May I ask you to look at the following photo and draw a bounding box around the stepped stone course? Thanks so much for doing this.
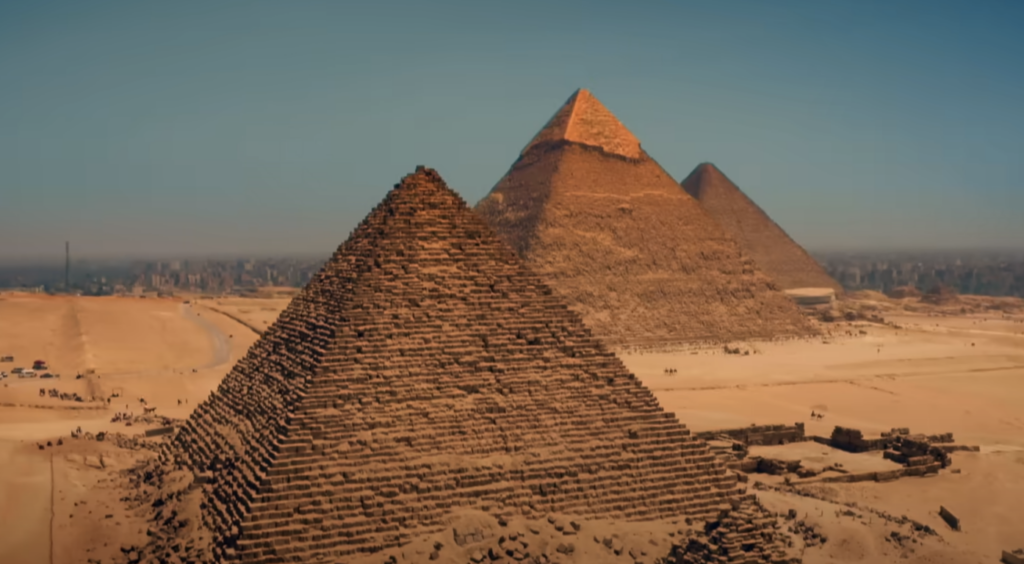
[477,89,816,348]
[681,163,842,294]
[155,167,754,563]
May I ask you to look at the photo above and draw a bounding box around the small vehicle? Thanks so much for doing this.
[12,367,24,375]
[0,355,13,362]
[21,369,37,378]
[33,360,48,370]
[0,371,7,379]
[40,372,54,379]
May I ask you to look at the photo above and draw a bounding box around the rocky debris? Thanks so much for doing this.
[786,519,827,548]
[754,482,939,539]
[885,529,924,549]
[665,498,800,564]
[121,167,750,564]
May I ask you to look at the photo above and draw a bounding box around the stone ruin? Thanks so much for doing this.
[695,423,806,447]
[880,429,980,472]
[668,498,800,564]
[1003,548,1024,564]
[829,426,889,453]
[128,167,789,564]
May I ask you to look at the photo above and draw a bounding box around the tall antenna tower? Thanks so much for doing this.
[65,241,70,293]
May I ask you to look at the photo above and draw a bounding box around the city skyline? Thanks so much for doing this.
[2,0,1022,261]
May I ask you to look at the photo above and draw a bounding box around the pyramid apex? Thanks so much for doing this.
[681,162,732,200]
[521,89,642,159]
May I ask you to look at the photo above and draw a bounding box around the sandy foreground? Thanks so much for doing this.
[1,293,1023,563]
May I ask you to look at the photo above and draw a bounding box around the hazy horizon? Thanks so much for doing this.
[2,0,1022,262]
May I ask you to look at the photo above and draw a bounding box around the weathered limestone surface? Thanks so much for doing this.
[681,163,842,294]
[477,90,816,348]
[168,167,747,563]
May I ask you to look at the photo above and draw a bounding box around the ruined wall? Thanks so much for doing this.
[695,423,805,446]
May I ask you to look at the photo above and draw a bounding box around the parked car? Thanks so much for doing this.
[40,372,54,379]
[21,369,36,378]
[0,355,14,362]
[12,367,24,375]
[0,371,7,379]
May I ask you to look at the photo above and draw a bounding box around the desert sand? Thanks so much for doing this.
[0,293,257,564]
[1,286,1022,563]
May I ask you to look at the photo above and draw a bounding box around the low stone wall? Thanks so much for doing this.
[695,423,806,446]
[799,462,941,484]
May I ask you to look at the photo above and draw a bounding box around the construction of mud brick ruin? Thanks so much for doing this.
[1,90,1023,564]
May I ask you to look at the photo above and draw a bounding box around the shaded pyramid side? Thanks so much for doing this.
[166,167,748,563]
[681,163,842,294]
[476,91,817,347]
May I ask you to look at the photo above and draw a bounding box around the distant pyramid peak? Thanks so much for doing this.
[681,162,728,199]
[521,88,643,160]
[681,162,843,293]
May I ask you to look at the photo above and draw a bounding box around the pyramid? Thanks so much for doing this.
[681,163,842,294]
[475,89,816,347]
[158,167,748,563]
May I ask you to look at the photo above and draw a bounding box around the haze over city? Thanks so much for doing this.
[2,0,1022,262]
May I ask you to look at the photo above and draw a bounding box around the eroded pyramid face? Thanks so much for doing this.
[155,167,745,563]
[476,91,817,347]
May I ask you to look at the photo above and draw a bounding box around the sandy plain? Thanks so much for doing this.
[0,292,1022,563]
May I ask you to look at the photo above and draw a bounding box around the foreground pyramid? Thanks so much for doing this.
[681,163,842,294]
[476,89,815,347]
[164,167,748,563]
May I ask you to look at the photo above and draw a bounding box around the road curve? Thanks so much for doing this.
[180,303,231,369]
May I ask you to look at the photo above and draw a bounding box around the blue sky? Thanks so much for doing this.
[1,0,1021,261]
